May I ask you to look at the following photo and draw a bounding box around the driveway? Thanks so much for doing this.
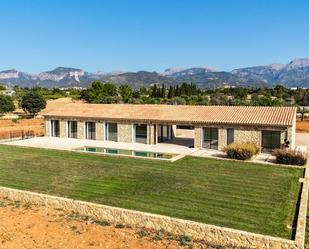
[295,133,309,146]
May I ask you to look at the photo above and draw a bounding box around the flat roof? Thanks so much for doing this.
[43,103,296,127]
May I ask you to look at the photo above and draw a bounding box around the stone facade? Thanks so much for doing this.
[148,124,156,145]
[218,128,227,150]
[194,127,202,148]
[60,120,67,138]
[95,122,104,141]
[234,127,260,146]
[118,123,132,143]
[44,119,50,136]
[77,121,85,139]
[43,117,296,153]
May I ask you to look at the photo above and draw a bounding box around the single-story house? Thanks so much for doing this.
[43,103,296,153]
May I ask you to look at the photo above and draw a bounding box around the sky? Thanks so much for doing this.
[0,0,309,73]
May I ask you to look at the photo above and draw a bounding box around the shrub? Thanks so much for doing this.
[178,234,191,246]
[115,223,125,228]
[272,149,307,166]
[223,142,259,160]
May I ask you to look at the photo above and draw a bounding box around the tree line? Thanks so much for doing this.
[1,81,309,117]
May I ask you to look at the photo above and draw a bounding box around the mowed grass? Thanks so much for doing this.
[0,145,303,238]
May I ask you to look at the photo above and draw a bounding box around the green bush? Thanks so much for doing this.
[272,149,307,166]
[223,142,259,160]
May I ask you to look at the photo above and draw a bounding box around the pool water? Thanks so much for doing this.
[75,146,178,160]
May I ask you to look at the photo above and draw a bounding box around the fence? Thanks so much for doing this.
[0,130,35,142]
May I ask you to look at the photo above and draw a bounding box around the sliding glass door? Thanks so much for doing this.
[105,123,118,142]
[203,127,218,150]
[85,122,96,140]
[51,120,60,137]
[68,121,77,139]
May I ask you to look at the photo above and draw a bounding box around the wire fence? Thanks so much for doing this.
[0,130,35,141]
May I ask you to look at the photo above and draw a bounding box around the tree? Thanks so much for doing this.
[119,85,133,103]
[21,90,46,116]
[82,81,118,103]
[0,94,15,116]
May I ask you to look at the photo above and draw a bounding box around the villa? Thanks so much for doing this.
[43,103,296,153]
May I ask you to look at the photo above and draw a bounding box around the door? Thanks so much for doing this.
[68,121,77,138]
[261,130,281,153]
[106,123,118,141]
[85,122,96,140]
[203,127,218,150]
[51,120,60,137]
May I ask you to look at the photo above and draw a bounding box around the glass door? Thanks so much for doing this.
[68,121,77,139]
[105,123,118,142]
[85,122,96,140]
[51,120,60,137]
[261,130,281,153]
[203,127,218,150]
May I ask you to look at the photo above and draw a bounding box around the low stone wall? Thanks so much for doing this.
[0,185,304,249]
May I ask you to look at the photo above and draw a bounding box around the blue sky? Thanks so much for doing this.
[0,0,308,73]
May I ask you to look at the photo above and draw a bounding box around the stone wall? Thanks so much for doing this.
[44,119,50,136]
[194,127,202,148]
[118,123,132,143]
[77,121,84,139]
[148,124,156,145]
[0,186,303,249]
[60,120,67,138]
[95,122,104,141]
[218,128,227,150]
[234,128,260,146]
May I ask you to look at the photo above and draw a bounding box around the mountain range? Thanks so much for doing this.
[1,58,309,89]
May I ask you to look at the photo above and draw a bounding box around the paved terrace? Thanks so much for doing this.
[1,137,291,165]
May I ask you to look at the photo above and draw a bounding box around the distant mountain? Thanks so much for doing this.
[231,58,309,87]
[1,59,309,89]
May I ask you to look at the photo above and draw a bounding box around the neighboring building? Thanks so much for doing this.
[43,104,296,153]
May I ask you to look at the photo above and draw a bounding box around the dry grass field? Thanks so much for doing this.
[0,98,79,140]
[296,119,309,133]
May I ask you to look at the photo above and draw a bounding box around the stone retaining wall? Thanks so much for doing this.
[0,183,306,249]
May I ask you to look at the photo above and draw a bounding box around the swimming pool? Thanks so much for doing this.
[75,146,179,160]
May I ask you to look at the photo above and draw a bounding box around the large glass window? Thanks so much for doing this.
[105,123,118,142]
[203,127,218,150]
[135,124,147,144]
[227,128,234,145]
[85,122,96,140]
[261,130,281,153]
[68,121,77,139]
[51,120,60,137]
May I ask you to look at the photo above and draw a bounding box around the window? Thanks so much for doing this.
[261,130,281,153]
[135,124,147,144]
[68,121,77,139]
[85,122,96,140]
[227,128,234,145]
[51,120,60,137]
[203,127,218,150]
[105,123,118,142]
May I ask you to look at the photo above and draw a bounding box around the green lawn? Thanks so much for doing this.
[0,145,303,239]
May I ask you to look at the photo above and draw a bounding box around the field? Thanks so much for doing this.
[297,120,309,133]
[0,98,77,139]
[0,145,303,239]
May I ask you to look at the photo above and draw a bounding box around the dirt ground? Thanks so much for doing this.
[296,120,309,133]
[0,198,220,249]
